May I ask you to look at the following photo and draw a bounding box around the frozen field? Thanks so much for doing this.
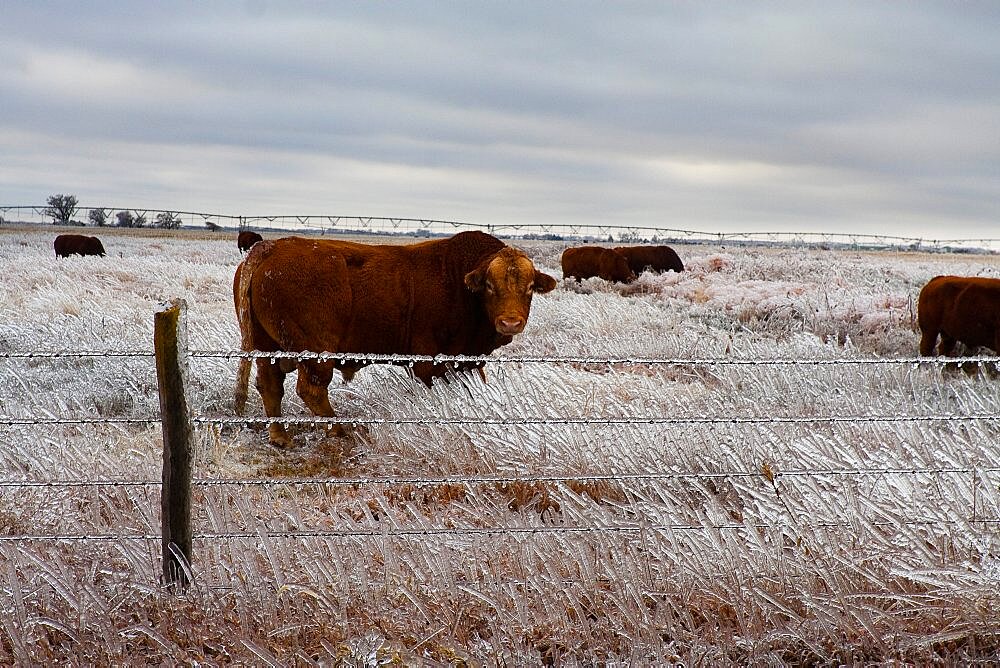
[1,225,1000,664]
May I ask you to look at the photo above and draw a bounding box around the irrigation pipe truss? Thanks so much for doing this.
[5,204,1000,250]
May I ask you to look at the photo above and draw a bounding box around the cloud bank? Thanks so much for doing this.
[2,2,998,238]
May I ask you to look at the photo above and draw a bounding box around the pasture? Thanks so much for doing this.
[1,225,1000,664]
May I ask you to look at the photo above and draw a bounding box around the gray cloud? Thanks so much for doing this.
[1,1,998,238]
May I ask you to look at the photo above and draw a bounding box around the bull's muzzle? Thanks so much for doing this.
[496,316,526,336]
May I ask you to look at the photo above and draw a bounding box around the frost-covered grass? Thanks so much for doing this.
[2,226,1000,664]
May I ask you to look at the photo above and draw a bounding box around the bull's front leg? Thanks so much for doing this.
[918,328,939,356]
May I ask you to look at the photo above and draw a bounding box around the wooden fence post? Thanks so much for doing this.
[154,298,194,588]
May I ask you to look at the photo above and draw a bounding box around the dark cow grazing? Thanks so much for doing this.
[233,230,557,448]
[614,245,684,275]
[918,275,1000,357]
[561,246,636,283]
[237,230,263,252]
[53,234,106,258]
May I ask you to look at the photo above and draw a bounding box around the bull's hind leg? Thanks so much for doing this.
[255,358,294,448]
[296,360,348,438]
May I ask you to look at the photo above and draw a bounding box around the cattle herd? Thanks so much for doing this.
[560,244,684,283]
[48,229,1000,448]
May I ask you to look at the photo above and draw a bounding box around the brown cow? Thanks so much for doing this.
[237,230,263,252]
[614,245,684,275]
[918,275,1000,357]
[53,234,106,258]
[233,230,557,447]
[561,246,636,283]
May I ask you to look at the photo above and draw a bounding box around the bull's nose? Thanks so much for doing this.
[496,317,525,335]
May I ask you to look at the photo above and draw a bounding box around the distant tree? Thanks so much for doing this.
[133,213,147,228]
[115,210,135,228]
[44,194,78,225]
[88,208,109,227]
[154,211,181,229]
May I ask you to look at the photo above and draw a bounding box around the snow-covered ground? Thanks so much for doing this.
[1,226,999,664]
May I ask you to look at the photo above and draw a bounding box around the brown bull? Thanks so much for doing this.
[237,230,263,252]
[54,234,106,258]
[561,246,636,283]
[614,245,684,275]
[234,230,557,447]
[918,275,1000,356]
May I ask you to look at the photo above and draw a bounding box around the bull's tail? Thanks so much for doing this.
[233,251,260,416]
[234,357,252,416]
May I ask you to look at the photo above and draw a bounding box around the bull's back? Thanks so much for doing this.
[240,234,492,355]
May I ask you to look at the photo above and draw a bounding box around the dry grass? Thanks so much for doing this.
[2,226,1000,663]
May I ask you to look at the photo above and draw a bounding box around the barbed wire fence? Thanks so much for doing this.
[3,204,999,252]
[2,299,1000,584]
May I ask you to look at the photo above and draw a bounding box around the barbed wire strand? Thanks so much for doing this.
[0,351,154,359]
[2,465,998,490]
[3,517,999,543]
[3,413,997,428]
[166,350,1000,366]
[3,349,1000,367]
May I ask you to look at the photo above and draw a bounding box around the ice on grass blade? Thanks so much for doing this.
[240,638,283,667]
[163,541,195,589]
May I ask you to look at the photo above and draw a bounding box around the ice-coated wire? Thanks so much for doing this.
[194,414,999,427]
[188,349,1000,366]
[0,417,161,426]
[1,516,995,543]
[0,351,154,359]
[2,413,996,427]
[4,348,999,366]
[1,466,997,489]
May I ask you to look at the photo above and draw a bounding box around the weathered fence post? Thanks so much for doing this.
[154,298,194,588]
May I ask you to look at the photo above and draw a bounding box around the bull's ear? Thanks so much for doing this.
[464,266,487,292]
[533,271,557,294]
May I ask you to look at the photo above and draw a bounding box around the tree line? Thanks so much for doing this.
[41,194,182,229]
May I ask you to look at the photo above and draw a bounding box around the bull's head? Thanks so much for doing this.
[465,247,557,336]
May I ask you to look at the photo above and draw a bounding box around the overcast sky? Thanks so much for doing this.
[2,2,998,239]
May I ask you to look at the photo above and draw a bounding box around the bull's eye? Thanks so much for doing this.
[485,280,495,294]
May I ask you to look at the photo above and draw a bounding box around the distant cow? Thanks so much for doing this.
[53,234,105,258]
[561,246,636,283]
[918,275,1000,356]
[237,230,263,252]
[614,245,684,275]
[233,230,557,448]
